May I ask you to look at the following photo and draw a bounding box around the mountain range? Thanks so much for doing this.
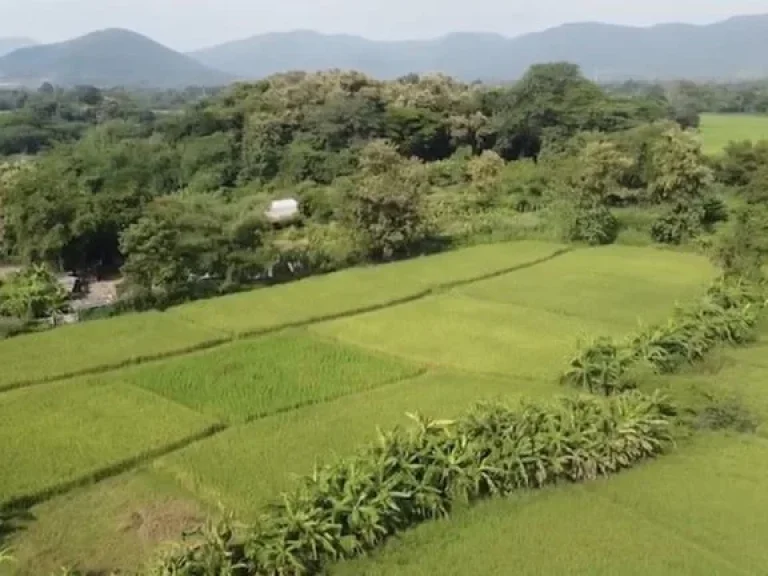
[191,15,768,82]
[2,14,768,89]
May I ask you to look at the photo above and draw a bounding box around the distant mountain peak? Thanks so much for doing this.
[0,29,232,88]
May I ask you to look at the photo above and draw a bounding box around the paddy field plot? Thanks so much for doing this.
[0,469,207,576]
[0,311,226,391]
[334,434,768,576]
[155,371,551,517]
[118,331,421,423]
[312,294,625,380]
[456,246,714,327]
[170,241,565,335]
[700,113,768,155]
[0,380,217,507]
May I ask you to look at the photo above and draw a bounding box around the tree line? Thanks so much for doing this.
[1,63,767,326]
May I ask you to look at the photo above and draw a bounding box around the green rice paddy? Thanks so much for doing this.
[0,241,765,576]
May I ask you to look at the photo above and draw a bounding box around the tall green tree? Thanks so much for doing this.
[344,141,431,260]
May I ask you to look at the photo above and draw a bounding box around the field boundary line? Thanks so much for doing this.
[0,423,228,513]
[0,336,233,395]
[0,246,575,394]
[309,329,547,386]
[431,246,575,294]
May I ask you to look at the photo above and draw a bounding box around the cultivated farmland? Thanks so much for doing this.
[699,112,768,154]
[1,241,766,576]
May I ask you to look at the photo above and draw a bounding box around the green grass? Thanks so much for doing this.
[155,371,552,517]
[457,245,715,327]
[0,469,208,576]
[334,434,768,575]
[312,294,624,380]
[0,380,217,507]
[0,312,226,391]
[117,331,421,423]
[700,113,768,155]
[170,241,566,335]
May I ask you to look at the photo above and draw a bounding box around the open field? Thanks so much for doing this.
[0,469,208,576]
[118,331,421,423]
[0,241,563,391]
[0,241,765,575]
[0,380,218,507]
[456,246,715,327]
[170,240,566,335]
[0,312,227,391]
[154,371,549,517]
[313,295,624,379]
[334,434,768,576]
[700,113,768,154]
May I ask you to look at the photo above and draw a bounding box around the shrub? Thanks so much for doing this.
[559,203,619,246]
[151,392,674,576]
[560,337,635,395]
[0,264,68,320]
[562,277,766,394]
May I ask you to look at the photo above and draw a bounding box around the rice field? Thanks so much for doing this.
[0,380,218,507]
[1,241,766,575]
[699,113,768,155]
[334,434,768,576]
[456,246,715,327]
[170,241,566,335]
[117,332,421,423]
[313,295,626,379]
[154,371,550,517]
[0,311,227,391]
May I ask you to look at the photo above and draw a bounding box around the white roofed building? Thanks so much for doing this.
[266,198,300,223]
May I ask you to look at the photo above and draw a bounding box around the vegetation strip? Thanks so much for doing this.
[1,423,226,513]
[153,391,674,575]
[562,277,767,396]
[0,245,571,394]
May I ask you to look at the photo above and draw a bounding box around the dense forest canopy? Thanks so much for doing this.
[1,64,767,322]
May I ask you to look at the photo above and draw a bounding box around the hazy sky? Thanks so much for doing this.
[1,0,768,51]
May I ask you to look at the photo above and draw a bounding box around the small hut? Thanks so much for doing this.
[265,198,300,223]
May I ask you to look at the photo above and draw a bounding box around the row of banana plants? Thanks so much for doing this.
[148,391,674,576]
[562,277,767,396]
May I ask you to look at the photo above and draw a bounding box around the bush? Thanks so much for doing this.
[0,264,68,320]
[562,277,766,394]
[650,204,704,245]
[559,202,619,246]
[151,392,674,575]
[561,337,636,395]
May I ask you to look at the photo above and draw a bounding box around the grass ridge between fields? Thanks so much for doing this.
[0,245,574,394]
[0,423,227,514]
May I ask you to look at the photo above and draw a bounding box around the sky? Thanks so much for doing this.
[1,0,768,51]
